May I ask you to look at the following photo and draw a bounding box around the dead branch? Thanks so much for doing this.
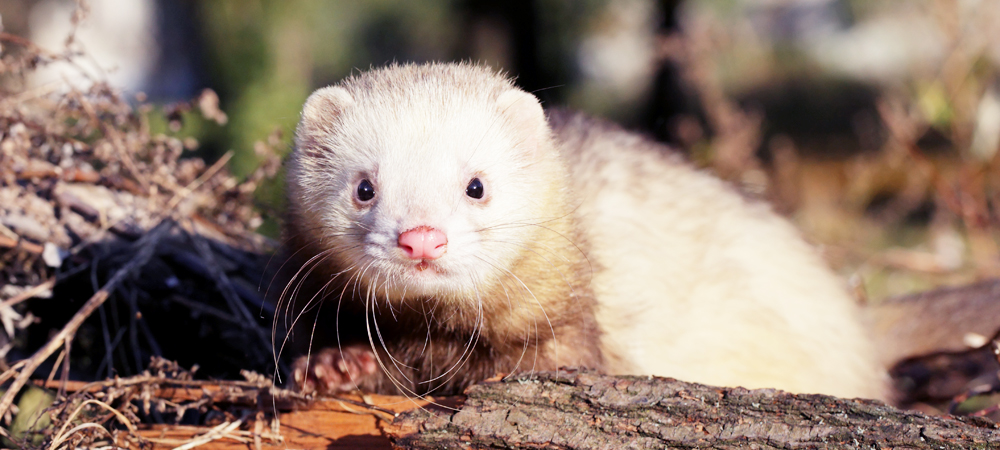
[872,278,1000,366]
[388,370,1000,449]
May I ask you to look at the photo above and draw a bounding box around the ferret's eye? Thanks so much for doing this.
[357,179,375,202]
[466,178,484,199]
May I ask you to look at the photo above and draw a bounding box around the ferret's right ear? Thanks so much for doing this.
[296,86,355,155]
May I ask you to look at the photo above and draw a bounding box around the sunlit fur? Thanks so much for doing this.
[550,112,888,399]
[280,62,887,400]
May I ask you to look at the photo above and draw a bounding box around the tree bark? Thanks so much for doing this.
[386,370,1000,449]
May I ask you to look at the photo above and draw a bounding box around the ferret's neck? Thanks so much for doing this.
[434,182,598,345]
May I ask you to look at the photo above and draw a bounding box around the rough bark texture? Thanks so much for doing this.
[387,370,1000,449]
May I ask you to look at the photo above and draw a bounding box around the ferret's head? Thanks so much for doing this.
[287,63,569,305]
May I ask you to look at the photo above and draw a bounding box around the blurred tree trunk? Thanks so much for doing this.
[642,0,708,148]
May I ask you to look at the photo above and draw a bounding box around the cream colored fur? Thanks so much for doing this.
[289,62,888,400]
[553,114,886,399]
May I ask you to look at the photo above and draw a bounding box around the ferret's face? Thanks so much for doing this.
[290,80,564,305]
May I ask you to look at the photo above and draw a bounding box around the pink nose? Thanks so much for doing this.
[397,226,448,260]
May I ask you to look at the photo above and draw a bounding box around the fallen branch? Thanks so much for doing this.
[872,279,1000,364]
[387,370,1000,449]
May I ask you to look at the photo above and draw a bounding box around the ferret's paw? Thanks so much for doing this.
[292,345,378,394]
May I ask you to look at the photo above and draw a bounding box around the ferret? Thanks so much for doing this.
[280,62,888,400]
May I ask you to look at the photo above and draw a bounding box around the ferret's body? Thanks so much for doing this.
[283,63,886,400]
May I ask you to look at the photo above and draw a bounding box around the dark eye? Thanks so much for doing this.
[357,179,375,202]
[466,178,484,199]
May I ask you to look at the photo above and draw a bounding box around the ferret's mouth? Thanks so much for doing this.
[409,260,442,274]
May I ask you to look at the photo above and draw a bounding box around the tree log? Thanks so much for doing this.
[387,370,1000,449]
[871,279,1000,367]
[869,279,1000,410]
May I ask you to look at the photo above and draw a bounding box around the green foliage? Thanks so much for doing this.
[4,386,55,448]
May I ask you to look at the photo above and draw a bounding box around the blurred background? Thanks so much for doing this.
[5,0,1000,303]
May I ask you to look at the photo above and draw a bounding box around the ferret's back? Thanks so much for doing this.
[549,111,886,399]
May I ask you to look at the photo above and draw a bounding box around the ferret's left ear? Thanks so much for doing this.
[496,89,549,155]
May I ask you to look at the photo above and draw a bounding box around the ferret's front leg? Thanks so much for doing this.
[292,344,379,394]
